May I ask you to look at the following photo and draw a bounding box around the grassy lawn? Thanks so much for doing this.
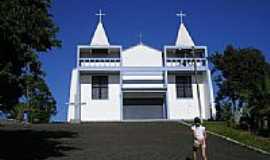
[203,121,270,153]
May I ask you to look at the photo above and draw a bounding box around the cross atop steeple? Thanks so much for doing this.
[91,9,110,46]
[96,9,106,23]
[176,11,186,24]
[175,11,195,47]
[138,32,143,44]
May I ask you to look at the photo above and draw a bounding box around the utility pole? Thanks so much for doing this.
[192,46,203,123]
[26,84,33,123]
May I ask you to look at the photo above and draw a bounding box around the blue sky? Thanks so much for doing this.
[40,0,270,122]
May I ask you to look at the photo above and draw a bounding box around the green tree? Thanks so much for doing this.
[0,0,60,114]
[20,74,56,123]
[211,45,270,131]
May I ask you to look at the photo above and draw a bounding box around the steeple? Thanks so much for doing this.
[90,9,110,46]
[175,11,195,47]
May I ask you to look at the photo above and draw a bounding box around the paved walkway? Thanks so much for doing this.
[0,122,269,160]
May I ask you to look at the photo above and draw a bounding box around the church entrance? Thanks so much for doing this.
[122,92,166,120]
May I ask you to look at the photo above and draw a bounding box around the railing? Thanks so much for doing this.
[166,58,207,68]
[79,58,121,67]
[79,57,207,69]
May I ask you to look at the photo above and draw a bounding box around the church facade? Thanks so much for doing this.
[67,10,216,122]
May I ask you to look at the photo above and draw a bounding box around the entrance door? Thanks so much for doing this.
[123,98,165,120]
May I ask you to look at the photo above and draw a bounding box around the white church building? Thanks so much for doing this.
[67,10,216,122]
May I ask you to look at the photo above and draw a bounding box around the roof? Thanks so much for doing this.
[90,21,110,46]
[175,23,195,47]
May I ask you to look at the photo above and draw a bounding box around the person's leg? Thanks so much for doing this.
[192,146,198,160]
[201,146,207,160]
[193,150,197,160]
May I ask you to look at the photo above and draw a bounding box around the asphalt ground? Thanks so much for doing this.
[0,122,269,160]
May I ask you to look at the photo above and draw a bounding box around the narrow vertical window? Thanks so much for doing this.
[92,76,108,99]
[176,76,193,98]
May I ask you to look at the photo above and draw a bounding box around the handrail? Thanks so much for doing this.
[166,58,207,67]
[80,58,120,62]
[79,58,121,67]
[166,58,207,61]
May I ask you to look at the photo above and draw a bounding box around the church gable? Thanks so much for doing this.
[122,44,162,67]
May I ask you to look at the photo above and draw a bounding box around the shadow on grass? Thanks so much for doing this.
[0,129,78,160]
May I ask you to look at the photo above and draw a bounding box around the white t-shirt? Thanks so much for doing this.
[191,125,206,140]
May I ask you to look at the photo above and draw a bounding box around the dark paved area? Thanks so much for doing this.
[0,122,269,160]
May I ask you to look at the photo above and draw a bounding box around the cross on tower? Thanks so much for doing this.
[96,9,106,22]
[138,32,143,44]
[176,11,186,24]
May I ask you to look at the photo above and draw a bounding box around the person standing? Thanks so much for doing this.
[191,117,207,160]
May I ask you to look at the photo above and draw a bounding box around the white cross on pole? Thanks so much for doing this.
[67,101,86,106]
[96,9,106,22]
[66,94,86,122]
[176,11,186,24]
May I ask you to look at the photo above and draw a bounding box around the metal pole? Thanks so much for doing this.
[26,85,31,123]
[192,47,203,123]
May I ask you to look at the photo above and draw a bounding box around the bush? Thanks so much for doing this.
[12,103,27,121]
[30,111,50,123]
[239,116,251,130]
[258,128,270,137]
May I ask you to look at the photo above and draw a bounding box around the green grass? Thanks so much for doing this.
[203,121,270,153]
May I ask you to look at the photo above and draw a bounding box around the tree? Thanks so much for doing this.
[211,45,270,132]
[0,0,60,113]
[19,74,56,123]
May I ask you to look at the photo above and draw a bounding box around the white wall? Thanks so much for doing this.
[80,74,121,121]
[167,72,211,120]
[67,69,78,122]
[122,83,165,89]
[122,72,164,89]
[207,70,216,119]
[121,44,164,89]
[122,44,162,67]
[203,72,211,119]
[67,70,214,122]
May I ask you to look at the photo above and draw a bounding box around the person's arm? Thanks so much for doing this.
[191,126,198,140]
[193,130,197,140]
[203,128,207,143]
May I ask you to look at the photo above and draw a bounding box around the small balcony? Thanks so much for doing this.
[164,46,208,71]
[79,58,121,68]
[166,58,207,70]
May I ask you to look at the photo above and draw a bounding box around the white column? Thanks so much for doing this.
[207,70,216,119]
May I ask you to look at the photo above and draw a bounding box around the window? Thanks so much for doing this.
[91,49,108,54]
[176,76,193,98]
[92,76,108,99]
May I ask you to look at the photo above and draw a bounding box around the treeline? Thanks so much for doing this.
[211,45,270,136]
[0,0,60,123]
